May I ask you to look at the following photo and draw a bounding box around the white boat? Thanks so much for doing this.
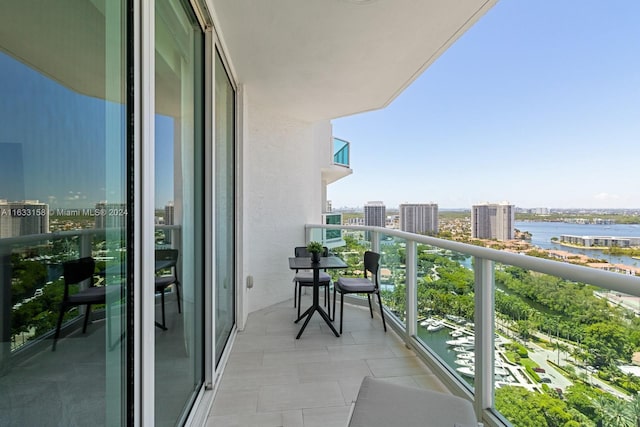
[419,318,434,327]
[456,366,475,378]
[446,314,466,324]
[446,336,475,348]
[427,321,445,332]
[450,329,464,338]
[456,365,510,378]
[455,358,474,366]
[457,352,475,360]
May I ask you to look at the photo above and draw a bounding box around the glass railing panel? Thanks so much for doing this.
[378,233,407,327]
[491,263,640,426]
[413,246,476,389]
[333,137,350,167]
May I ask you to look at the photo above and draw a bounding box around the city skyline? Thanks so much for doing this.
[328,1,640,210]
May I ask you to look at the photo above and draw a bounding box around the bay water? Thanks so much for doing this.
[515,221,640,266]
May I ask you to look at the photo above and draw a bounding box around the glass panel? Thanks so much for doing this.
[492,265,638,426]
[333,137,350,166]
[379,234,406,327]
[0,1,128,425]
[155,1,203,424]
[414,247,477,389]
[214,51,235,366]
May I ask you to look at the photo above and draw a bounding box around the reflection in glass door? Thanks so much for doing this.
[154,1,204,425]
[0,1,128,425]
[214,51,235,365]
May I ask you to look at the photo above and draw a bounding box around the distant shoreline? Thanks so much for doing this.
[558,242,609,250]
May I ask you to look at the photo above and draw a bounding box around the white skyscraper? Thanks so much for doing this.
[94,202,127,229]
[472,202,514,241]
[0,200,49,238]
[399,203,438,234]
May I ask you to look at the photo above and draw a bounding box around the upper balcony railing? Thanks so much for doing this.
[306,223,640,427]
[333,137,350,167]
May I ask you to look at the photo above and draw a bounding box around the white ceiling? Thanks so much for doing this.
[210,0,497,122]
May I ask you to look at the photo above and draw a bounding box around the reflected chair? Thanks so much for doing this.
[53,257,105,351]
[293,246,332,319]
[155,249,181,330]
[333,251,386,334]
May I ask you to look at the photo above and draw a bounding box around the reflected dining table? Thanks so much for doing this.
[288,255,347,339]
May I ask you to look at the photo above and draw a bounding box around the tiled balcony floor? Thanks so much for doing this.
[0,293,187,427]
[206,295,450,427]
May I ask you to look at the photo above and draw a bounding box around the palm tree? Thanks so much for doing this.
[628,393,640,427]
[592,396,633,427]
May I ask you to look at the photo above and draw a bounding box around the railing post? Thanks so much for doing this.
[79,231,92,259]
[474,257,494,421]
[405,240,417,344]
[371,230,379,253]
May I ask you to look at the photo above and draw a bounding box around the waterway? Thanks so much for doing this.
[417,325,474,387]
[515,221,640,267]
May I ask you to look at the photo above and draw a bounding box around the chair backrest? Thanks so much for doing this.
[62,257,96,298]
[155,249,179,277]
[363,251,380,287]
[156,248,179,264]
[294,246,328,257]
[63,257,96,285]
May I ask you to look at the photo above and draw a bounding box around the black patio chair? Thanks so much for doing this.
[333,251,386,334]
[53,257,104,351]
[155,249,181,330]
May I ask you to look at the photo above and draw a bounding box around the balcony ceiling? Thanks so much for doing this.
[211,0,497,121]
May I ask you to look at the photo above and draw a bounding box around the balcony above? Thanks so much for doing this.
[322,137,353,185]
[211,0,497,121]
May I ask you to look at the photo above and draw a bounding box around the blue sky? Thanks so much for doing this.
[329,1,640,210]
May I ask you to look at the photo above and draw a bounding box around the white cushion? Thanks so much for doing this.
[348,377,477,427]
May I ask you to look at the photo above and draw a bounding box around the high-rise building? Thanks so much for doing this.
[472,202,514,241]
[399,203,438,234]
[164,202,175,225]
[0,200,49,238]
[364,201,386,240]
[364,201,386,228]
[94,202,128,229]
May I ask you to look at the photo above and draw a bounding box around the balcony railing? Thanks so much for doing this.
[307,224,640,427]
[333,137,350,167]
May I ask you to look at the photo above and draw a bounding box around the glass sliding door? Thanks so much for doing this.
[154,1,204,425]
[0,1,129,425]
[214,51,235,365]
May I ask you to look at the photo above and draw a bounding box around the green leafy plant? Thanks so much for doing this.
[306,241,323,254]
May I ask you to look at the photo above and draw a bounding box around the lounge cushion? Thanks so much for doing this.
[348,376,477,427]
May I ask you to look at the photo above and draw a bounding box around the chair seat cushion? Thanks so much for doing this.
[155,276,177,289]
[67,286,106,304]
[295,271,331,284]
[336,277,375,293]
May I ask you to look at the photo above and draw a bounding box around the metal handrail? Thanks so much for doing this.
[306,224,640,296]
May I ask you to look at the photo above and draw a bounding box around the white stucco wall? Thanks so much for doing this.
[241,95,331,316]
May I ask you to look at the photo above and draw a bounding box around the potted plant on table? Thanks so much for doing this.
[306,241,323,263]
